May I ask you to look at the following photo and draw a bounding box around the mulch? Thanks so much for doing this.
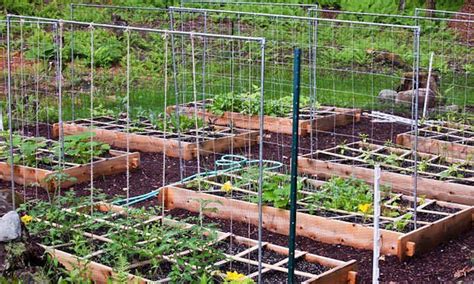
[448,0,474,46]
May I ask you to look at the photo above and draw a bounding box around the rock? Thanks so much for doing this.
[0,211,21,242]
[396,88,436,108]
[378,89,398,103]
[397,72,440,95]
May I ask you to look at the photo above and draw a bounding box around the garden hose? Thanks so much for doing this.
[181,154,283,182]
[112,155,283,206]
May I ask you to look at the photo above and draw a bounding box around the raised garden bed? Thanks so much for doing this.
[53,116,258,160]
[0,134,139,189]
[298,141,474,205]
[158,168,472,260]
[396,123,473,161]
[167,99,361,136]
[27,202,357,283]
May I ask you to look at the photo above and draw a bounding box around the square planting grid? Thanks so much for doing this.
[35,203,357,284]
[166,99,361,136]
[298,142,474,205]
[159,168,472,259]
[397,123,474,161]
[53,116,259,160]
[0,135,139,189]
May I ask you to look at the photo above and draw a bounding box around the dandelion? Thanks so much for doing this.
[221,181,233,193]
[21,215,33,225]
[225,271,246,281]
[358,203,372,214]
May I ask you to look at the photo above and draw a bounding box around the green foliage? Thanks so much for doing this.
[306,177,373,213]
[209,86,311,117]
[0,133,48,167]
[59,132,111,164]
[149,112,205,133]
[385,213,413,232]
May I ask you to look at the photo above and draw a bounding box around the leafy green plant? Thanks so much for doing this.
[209,86,312,118]
[439,163,465,179]
[58,132,111,164]
[306,177,373,213]
[385,213,413,232]
[148,112,204,133]
[0,133,50,167]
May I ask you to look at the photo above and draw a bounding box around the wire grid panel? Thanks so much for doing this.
[5,16,266,208]
[312,8,474,120]
[1,20,6,98]
[179,0,319,16]
[69,3,171,27]
[168,7,421,160]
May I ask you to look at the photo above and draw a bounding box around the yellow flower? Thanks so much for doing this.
[358,203,372,214]
[221,181,233,193]
[225,271,246,281]
[21,215,33,225]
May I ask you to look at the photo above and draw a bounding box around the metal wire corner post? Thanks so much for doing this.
[412,26,421,228]
[6,15,15,209]
[256,37,266,284]
[288,48,302,283]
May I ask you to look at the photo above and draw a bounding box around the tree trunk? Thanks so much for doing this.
[398,0,406,12]
[426,0,436,17]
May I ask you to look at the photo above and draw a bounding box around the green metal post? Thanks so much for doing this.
[288,48,301,283]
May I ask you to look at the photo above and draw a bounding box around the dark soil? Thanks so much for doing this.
[220,261,259,275]
[283,258,330,275]
[131,262,173,281]
[242,247,287,265]
[260,270,309,283]
[215,237,250,255]
[424,202,462,214]
[167,208,474,283]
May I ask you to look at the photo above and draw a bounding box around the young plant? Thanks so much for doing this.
[57,132,111,164]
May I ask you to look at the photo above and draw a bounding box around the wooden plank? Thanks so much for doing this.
[396,132,474,161]
[167,104,361,136]
[0,162,50,188]
[307,260,357,284]
[160,186,402,257]
[43,246,146,284]
[0,149,139,190]
[54,122,258,160]
[60,151,140,189]
[297,157,474,205]
[398,206,473,260]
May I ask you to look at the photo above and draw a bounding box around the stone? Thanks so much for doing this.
[378,89,398,103]
[397,72,440,95]
[0,211,21,242]
[396,88,436,108]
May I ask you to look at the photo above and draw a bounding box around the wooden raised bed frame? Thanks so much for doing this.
[38,203,357,284]
[298,141,474,205]
[158,170,473,260]
[167,100,361,136]
[53,116,259,160]
[0,137,139,189]
[396,123,473,161]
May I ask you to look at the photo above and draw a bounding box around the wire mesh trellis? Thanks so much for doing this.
[311,8,474,121]
[167,6,424,211]
[4,14,276,282]
[178,0,319,16]
[69,5,456,255]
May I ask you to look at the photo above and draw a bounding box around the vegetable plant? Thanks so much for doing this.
[58,132,111,164]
